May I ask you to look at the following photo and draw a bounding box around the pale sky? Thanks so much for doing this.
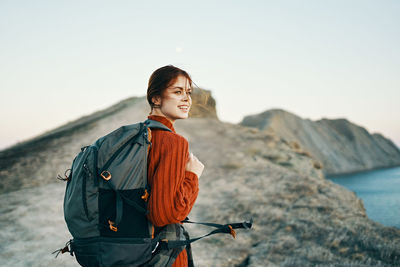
[1,0,399,150]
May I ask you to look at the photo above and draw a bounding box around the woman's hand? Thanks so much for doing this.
[186,152,204,178]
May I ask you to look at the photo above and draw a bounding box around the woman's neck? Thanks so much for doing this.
[149,110,175,124]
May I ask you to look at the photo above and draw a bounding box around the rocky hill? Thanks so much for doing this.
[1,91,399,266]
[240,109,400,176]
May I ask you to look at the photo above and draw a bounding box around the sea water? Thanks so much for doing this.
[328,166,400,228]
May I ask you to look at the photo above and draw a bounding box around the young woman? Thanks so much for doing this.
[146,65,204,267]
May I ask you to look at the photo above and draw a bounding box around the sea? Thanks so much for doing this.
[328,166,400,229]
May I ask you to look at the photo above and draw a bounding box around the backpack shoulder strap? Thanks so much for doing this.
[144,119,172,132]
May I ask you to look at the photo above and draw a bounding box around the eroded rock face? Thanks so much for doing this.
[1,96,399,266]
[188,88,218,119]
[240,109,400,175]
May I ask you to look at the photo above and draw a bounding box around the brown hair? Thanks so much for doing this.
[147,65,192,110]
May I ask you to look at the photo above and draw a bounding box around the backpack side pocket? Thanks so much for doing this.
[64,146,99,238]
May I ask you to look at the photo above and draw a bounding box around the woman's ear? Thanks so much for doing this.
[152,95,161,107]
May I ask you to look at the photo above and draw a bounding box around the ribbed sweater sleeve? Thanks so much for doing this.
[147,133,199,227]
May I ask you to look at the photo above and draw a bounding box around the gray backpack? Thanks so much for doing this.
[54,119,252,267]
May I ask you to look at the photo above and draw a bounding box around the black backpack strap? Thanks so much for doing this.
[115,193,124,226]
[159,218,253,250]
[182,227,194,267]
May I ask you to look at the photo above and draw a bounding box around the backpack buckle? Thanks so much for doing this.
[108,220,118,232]
[228,225,236,239]
[141,189,149,202]
[101,171,112,181]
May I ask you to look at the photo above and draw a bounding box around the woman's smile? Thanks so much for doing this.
[178,105,190,112]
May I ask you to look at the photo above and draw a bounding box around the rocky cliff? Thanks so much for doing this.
[1,93,399,266]
[240,109,400,175]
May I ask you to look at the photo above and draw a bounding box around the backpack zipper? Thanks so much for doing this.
[82,163,90,221]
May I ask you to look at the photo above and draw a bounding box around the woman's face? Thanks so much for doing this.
[152,75,192,123]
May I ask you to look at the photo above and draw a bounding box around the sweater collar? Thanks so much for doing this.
[147,115,176,133]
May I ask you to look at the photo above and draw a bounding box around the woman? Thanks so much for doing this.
[146,65,205,267]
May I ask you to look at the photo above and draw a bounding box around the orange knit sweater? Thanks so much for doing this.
[146,115,199,267]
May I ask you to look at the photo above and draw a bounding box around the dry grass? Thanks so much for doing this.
[220,161,243,170]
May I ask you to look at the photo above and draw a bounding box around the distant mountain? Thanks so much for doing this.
[240,109,400,175]
[1,91,399,266]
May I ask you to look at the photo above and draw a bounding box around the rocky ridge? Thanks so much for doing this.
[240,109,400,175]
